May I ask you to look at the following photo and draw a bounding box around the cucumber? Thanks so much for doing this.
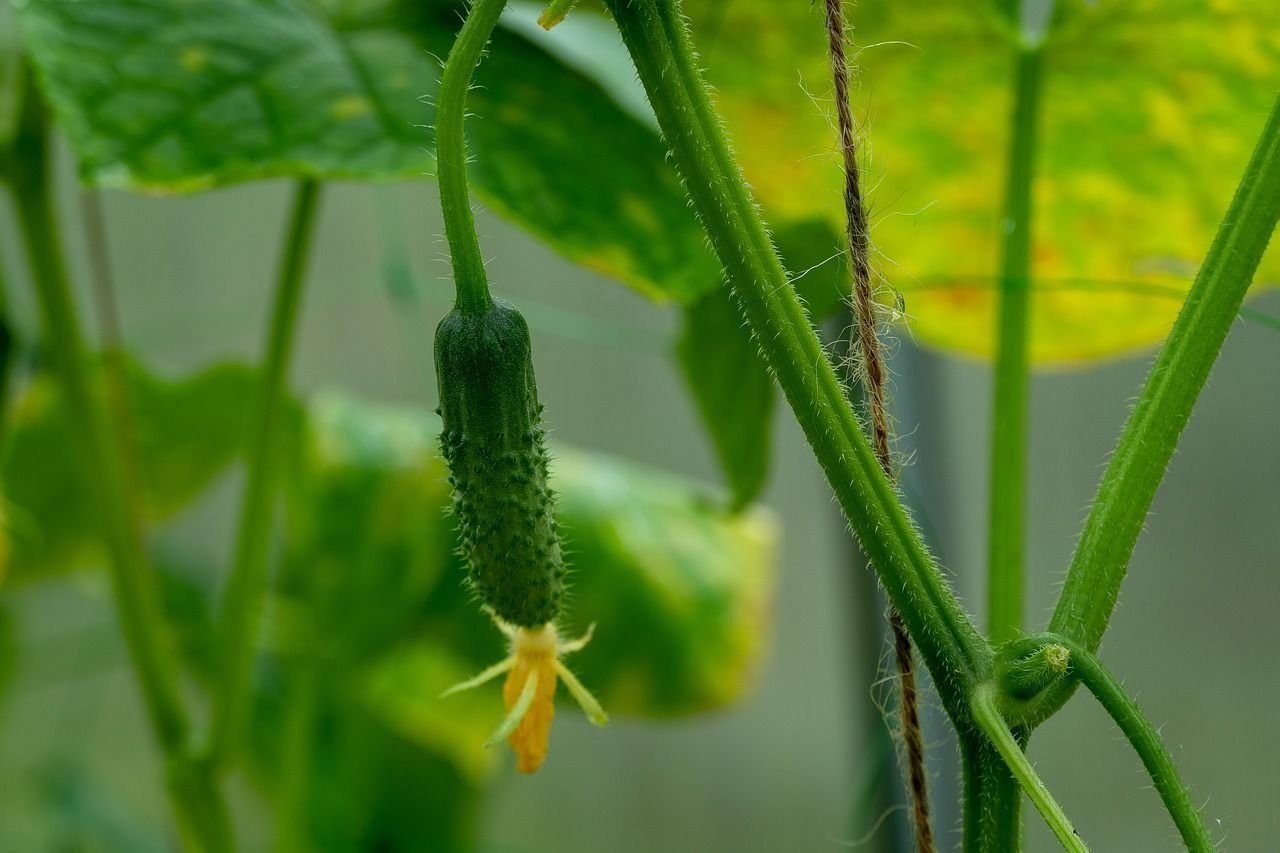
[434,298,565,628]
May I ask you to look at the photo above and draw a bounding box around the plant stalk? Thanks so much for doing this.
[436,0,503,315]
[961,733,1023,853]
[1024,635,1214,852]
[6,76,230,851]
[211,179,321,768]
[972,684,1086,852]
[600,0,989,718]
[988,44,1043,645]
[1049,95,1280,652]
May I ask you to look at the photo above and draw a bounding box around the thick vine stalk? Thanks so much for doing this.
[820,1,933,848]
[599,0,988,724]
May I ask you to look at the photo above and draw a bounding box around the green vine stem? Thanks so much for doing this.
[212,179,321,768]
[274,664,320,853]
[1003,635,1214,852]
[960,733,1022,853]
[435,0,503,315]
[5,72,231,852]
[971,684,1086,852]
[599,0,989,718]
[1049,95,1280,652]
[987,42,1043,646]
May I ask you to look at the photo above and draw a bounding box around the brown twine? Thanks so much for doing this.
[821,1,935,850]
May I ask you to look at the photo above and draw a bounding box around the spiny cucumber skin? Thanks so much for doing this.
[435,299,565,628]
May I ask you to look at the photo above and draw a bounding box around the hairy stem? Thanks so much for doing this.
[961,734,1022,853]
[600,0,988,719]
[6,75,230,852]
[821,0,932,848]
[212,179,321,768]
[436,0,505,315]
[1023,635,1214,852]
[1049,95,1280,651]
[988,44,1043,645]
[971,685,1085,852]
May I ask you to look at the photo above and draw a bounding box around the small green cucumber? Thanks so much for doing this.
[434,298,565,628]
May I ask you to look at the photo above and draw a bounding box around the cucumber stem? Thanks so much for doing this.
[437,0,506,314]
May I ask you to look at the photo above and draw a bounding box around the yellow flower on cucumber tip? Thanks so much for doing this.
[441,619,607,774]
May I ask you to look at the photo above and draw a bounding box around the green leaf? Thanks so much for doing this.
[674,0,1280,362]
[359,642,501,784]
[0,359,264,584]
[548,448,777,716]
[17,0,716,302]
[675,219,849,508]
[677,285,774,510]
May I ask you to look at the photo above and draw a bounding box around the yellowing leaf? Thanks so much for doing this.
[681,0,1280,363]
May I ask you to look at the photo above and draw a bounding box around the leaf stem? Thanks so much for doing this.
[5,72,231,851]
[1049,95,1280,651]
[212,179,321,768]
[601,0,988,717]
[988,44,1043,645]
[1021,635,1215,852]
[436,0,505,315]
[274,664,320,853]
[971,684,1086,852]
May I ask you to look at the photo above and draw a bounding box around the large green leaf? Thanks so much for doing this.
[676,0,1280,362]
[17,0,1278,358]
[0,359,268,584]
[16,0,716,302]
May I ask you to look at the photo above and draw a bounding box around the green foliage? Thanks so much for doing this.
[16,0,715,303]
[676,0,1280,362]
[677,286,774,510]
[17,0,1278,360]
[676,221,853,509]
[0,358,270,584]
[0,353,777,845]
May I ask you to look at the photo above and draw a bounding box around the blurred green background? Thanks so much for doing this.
[1,163,1276,850]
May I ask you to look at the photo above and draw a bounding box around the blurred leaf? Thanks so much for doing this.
[296,393,778,719]
[359,642,500,784]
[0,358,264,584]
[251,679,483,853]
[549,449,776,716]
[17,0,716,302]
[675,220,850,508]
[676,0,1280,362]
[276,393,456,666]
[677,285,774,510]
[155,559,219,683]
[0,10,21,149]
